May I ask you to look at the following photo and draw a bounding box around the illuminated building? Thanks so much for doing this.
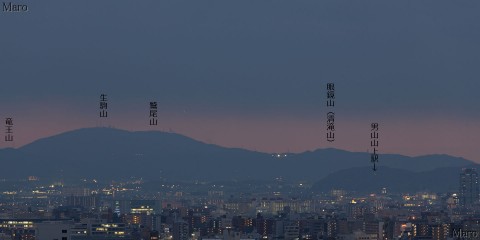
[91,223,126,235]
[459,168,479,207]
[173,221,189,240]
[0,221,35,240]
[35,221,72,240]
[114,200,160,215]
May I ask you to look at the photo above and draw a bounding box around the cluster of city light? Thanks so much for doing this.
[102,224,119,227]
[0,221,34,228]
[131,205,154,214]
[272,153,288,158]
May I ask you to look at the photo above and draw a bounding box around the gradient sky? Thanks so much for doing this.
[1,1,480,161]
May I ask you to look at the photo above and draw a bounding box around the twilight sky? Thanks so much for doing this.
[1,1,480,161]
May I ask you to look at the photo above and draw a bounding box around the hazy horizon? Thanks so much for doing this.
[0,125,476,163]
[1,1,480,162]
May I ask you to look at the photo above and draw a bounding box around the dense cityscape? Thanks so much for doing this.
[0,168,478,240]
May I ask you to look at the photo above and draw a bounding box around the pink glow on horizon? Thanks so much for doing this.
[1,108,479,162]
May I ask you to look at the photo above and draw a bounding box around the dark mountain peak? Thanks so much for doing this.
[19,127,205,152]
[0,127,476,182]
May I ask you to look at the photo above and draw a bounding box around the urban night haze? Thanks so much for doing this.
[1,1,480,240]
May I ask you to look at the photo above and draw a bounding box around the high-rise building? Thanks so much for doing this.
[459,168,479,207]
[173,221,189,240]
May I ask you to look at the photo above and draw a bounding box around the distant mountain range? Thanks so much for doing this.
[0,127,476,192]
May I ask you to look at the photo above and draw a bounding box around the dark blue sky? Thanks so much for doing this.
[1,1,479,160]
